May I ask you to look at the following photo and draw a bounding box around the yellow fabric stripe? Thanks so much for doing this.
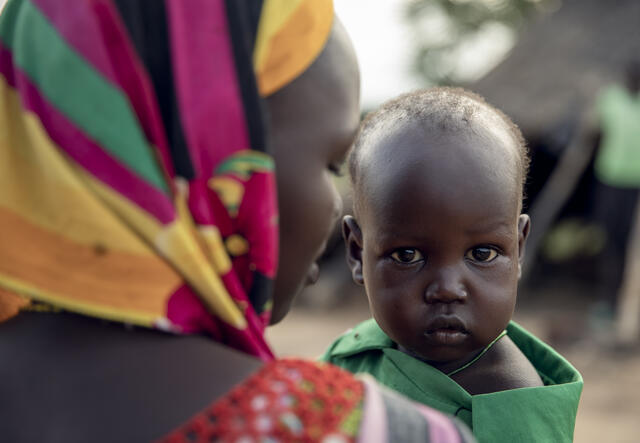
[0,274,159,327]
[74,163,164,243]
[0,76,156,255]
[208,176,244,217]
[155,179,247,329]
[199,226,233,275]
[0,286,29,323]
[0,76,183,323]
[254,0,333,96]
[254,0,305,69]
[0,76,246,330]
[0,207,182,321]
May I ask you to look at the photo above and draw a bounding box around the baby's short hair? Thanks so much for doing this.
[349,87,529,203]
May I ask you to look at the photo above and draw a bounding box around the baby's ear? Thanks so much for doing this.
[517,214,531,279]
[342,215,364,285]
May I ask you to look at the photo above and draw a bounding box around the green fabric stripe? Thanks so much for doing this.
[0,0,169,193]
[216,152,274,176]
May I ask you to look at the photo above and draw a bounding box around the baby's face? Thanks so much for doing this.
[349,126,529,370]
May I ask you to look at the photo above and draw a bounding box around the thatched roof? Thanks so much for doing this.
[474,0,640,137]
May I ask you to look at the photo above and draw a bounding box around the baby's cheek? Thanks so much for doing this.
[374,273,422,311]
[372,260,404,287]
[480,285,517,330]
[482,256,517,283]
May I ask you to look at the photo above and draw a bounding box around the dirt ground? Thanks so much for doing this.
[267,289,640,442]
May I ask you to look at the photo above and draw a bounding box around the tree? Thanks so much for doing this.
[405,0,559,85]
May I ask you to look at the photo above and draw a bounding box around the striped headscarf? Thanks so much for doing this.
[0,0,333,360]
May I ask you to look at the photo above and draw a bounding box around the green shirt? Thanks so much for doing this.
[595,84,640,188]
[322,319,583,443]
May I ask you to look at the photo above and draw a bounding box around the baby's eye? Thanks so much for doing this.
[390,248,424,264]
[465,247,498,263]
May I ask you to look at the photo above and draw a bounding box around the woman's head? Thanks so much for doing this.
[266,18,360,324]
[0,0,359,356]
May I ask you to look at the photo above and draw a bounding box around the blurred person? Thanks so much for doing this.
[0,0,475,441]
[323,88,583,442]
[591,61,640,340]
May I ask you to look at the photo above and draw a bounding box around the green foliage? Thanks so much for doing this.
[405,0,558,85]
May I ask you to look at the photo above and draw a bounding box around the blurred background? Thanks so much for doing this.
[268,1,640,442]
[1,0,637,440]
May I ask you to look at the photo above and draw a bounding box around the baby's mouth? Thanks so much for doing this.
[424,329,468,346]
[424,317,470,345]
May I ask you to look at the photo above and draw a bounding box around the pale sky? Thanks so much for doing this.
[335,0,515,110]
[334,0,424,109]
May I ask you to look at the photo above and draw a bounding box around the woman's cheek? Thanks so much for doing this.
[306,172,340,248]
[293,170,337,266]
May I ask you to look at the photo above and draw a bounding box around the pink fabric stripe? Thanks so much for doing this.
[358,377,389,443]
[187,179,217,225]
[32,0,118,84]
[167,282,273,361]
[166,0,250,178]
[417,404,463,443]
[33,0,176,180]
[0,45,175,224]
[239,172,278,278]
[219,317,274,361]
[219,261,273,359]
[0,44,16,87]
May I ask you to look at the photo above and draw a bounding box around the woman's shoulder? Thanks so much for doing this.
[0,312,262,442]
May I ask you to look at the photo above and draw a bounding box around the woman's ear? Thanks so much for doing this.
[517,214,531,279]
[342,215,364,285]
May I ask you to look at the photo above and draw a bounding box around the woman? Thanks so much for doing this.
[0,0,474,441]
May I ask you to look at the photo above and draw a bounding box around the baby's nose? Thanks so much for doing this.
[424,270,467,304]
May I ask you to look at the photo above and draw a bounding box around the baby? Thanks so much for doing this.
[322,88,583,442]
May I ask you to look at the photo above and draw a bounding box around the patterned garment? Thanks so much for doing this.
[0,0,332,360]
[161,359,475,443]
